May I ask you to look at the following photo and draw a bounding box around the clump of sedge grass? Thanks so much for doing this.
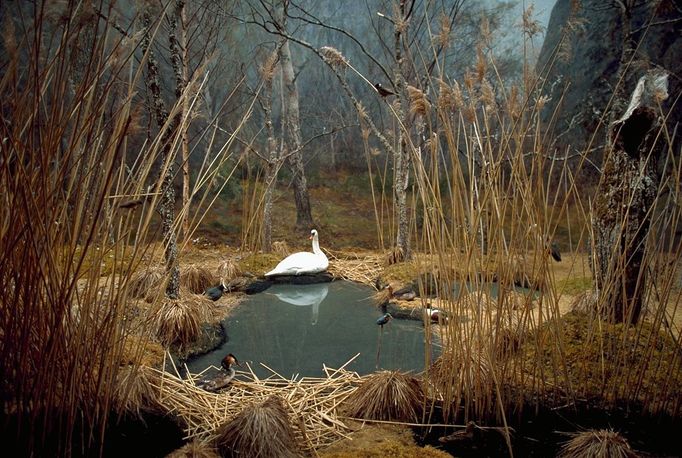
[112,365,161,416]
[166,440,220,458]
[217,258,241,282]
[272,240,290,258]
[214,395,301,458]
[149,293,216,347]
[558,429,638,458]
[180,264,216,294]
[129,266,166,299]
[344,371,423,422]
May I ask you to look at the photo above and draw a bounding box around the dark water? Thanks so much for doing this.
[186,281,438,379]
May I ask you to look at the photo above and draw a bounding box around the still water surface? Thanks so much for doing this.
[186,281,438,379]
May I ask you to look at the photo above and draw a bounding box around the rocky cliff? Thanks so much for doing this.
[536,0,681,182]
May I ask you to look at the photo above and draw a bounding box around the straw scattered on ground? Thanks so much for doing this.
[557,429,639,458]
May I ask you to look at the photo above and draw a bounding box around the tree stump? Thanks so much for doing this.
[592,70,668,324]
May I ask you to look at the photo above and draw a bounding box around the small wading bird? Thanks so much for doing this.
[425,307,448,323]
[374,83,395,97]
[197,353,240,392]
[376,312,392,328]
[204,280,226,301]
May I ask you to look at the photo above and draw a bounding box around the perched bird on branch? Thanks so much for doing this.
[374,83,395,97]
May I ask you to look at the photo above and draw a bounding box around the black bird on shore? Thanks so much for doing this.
[548,240,562,262]
[376,313,392,328]
[375,83,395,97]
[204,283,226,301]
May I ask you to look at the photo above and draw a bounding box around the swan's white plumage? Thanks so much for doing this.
[264,229,329,276]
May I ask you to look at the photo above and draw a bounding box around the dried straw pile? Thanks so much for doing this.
[558,429,639,458]
[215,395,301,458]
[326,252,384,284]
[343,371,423,422]
[217,258,241,283]
[166,440,220,458]
[180,264,217,294]
[148,361,363,453]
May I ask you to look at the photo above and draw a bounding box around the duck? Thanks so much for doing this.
[392,284,417,301]
[264,229,329,277]
[197,353,240,392]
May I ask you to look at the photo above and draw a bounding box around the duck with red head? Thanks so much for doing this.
[197,352,240,392]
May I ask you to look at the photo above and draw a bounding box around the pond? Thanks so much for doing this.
[186,281,439,379]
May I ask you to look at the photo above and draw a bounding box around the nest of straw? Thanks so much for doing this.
[166,440,220,458]
[180,264,217,294]
[215,395,302,458]
[217,259,241,283]
[558,429,638,458]
[343,371,423,422]
[149,293,217,347]
[128,266,165,299]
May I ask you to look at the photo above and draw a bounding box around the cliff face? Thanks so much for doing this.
[536,0,681,180]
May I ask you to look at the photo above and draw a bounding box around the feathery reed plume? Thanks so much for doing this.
[129,266,166,299]
[436,13,451,49]
[558,429,638,458]
[319,46,348,70]
[180,264,217,294]
[344,371,423,422]
[407,85,431,118]
[479,79,495,110]
[166,440,220,458]
[215,395,302,458]
[260,50,279,83]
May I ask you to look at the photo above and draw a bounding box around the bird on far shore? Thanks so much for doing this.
[392,284,417,301]
[425,307,448,323]
[374,83,395,97]
[204,281,226,301]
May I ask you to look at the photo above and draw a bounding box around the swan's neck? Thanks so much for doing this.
[311,236,322,255]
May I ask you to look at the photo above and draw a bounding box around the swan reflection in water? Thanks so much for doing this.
[267,283,329,325]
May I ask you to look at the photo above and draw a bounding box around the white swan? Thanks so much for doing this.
[264,229,329,277]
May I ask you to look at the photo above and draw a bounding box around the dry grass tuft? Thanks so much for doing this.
[166,440,220,458]
[129,266,165,299]
[385,247,406,266]
[181,264,217,294]
[344,371,423,422]
[272,240,291,258]
[149,293,217,347]
[215,395,302,458]
[217,258,241,282]
[558,429,638,458]
[113,365,161,415]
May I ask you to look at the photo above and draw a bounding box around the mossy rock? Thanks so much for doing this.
[237,253,281,276]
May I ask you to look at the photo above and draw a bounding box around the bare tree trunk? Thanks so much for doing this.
[142,5,180,299]
[592,70,668,324]
[393,0,412,261]
[175,0,191,242]
[261,49,280,253]
[279,23,314,230]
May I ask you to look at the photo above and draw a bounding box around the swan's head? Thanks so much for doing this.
[309,229,318,240]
